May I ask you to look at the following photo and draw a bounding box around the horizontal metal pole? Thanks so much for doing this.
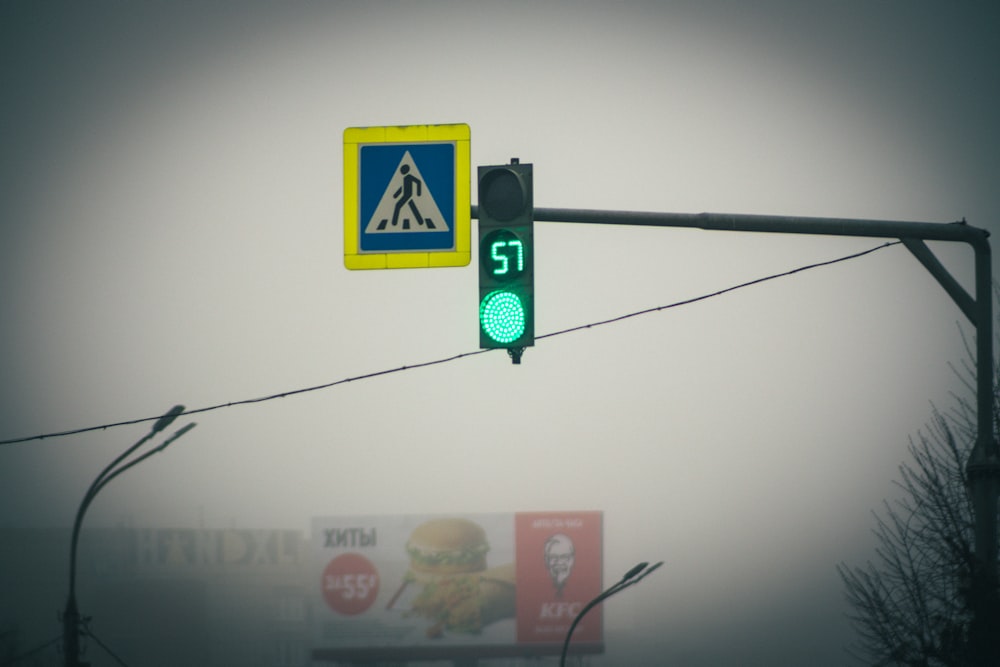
[470,206,989,248]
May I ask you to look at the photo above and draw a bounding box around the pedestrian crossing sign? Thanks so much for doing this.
[344,124,471,269]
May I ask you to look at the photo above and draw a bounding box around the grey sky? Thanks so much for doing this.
[1,2,998,664]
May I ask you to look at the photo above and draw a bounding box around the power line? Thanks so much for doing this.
[538,240,902,339]
[0,240,900,446]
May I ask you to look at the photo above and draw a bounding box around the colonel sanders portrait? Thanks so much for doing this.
[543,533,575,596]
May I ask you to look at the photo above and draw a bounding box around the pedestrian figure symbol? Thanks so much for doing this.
[379,164,436,230]
[364,151,449,235]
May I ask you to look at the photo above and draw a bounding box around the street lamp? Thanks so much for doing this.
[62,405,196,667]
[559,561,661,667]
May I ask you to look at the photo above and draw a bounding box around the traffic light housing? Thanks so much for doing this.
[478,162,533,357]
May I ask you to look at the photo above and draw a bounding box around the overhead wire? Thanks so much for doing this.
[0,240,901,447]
[537,240,902,339]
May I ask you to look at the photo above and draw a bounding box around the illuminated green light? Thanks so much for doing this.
[480,290,526,344]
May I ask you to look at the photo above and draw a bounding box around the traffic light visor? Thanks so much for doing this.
[480,168,526,222]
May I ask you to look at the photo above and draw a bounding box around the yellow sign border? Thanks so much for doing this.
[344,124,471,270]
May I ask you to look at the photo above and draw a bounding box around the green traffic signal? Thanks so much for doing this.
[480,290,527,344]
[478,163,534,353]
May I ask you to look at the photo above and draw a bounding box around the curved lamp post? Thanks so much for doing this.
[62,405,195,667]
[559,561,662,667]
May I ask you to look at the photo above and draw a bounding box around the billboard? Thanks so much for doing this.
[311,511,602,662]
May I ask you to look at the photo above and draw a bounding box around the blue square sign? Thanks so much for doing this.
[344,124,470,269]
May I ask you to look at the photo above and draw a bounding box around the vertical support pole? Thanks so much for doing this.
[967,239,999,665]
[62,595,80,667]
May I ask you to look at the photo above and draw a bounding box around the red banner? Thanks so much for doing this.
[515,511,603,644]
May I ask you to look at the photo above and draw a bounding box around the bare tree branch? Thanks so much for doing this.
[839,288,1000,666]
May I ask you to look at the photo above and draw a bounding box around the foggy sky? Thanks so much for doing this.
[2,2,998,664]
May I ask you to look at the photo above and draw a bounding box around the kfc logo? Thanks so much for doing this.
[515,512,602,643]
[543,533,575,597]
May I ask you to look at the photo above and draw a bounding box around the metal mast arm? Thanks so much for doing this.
[472,205,997,661]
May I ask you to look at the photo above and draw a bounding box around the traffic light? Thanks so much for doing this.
[478,161,533,359]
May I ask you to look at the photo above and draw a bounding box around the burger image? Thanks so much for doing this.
[409,563,516,637]
[396,518,515,637]
[404,517,490,581]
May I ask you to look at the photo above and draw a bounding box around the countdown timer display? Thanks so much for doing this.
[481,230,526,281]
